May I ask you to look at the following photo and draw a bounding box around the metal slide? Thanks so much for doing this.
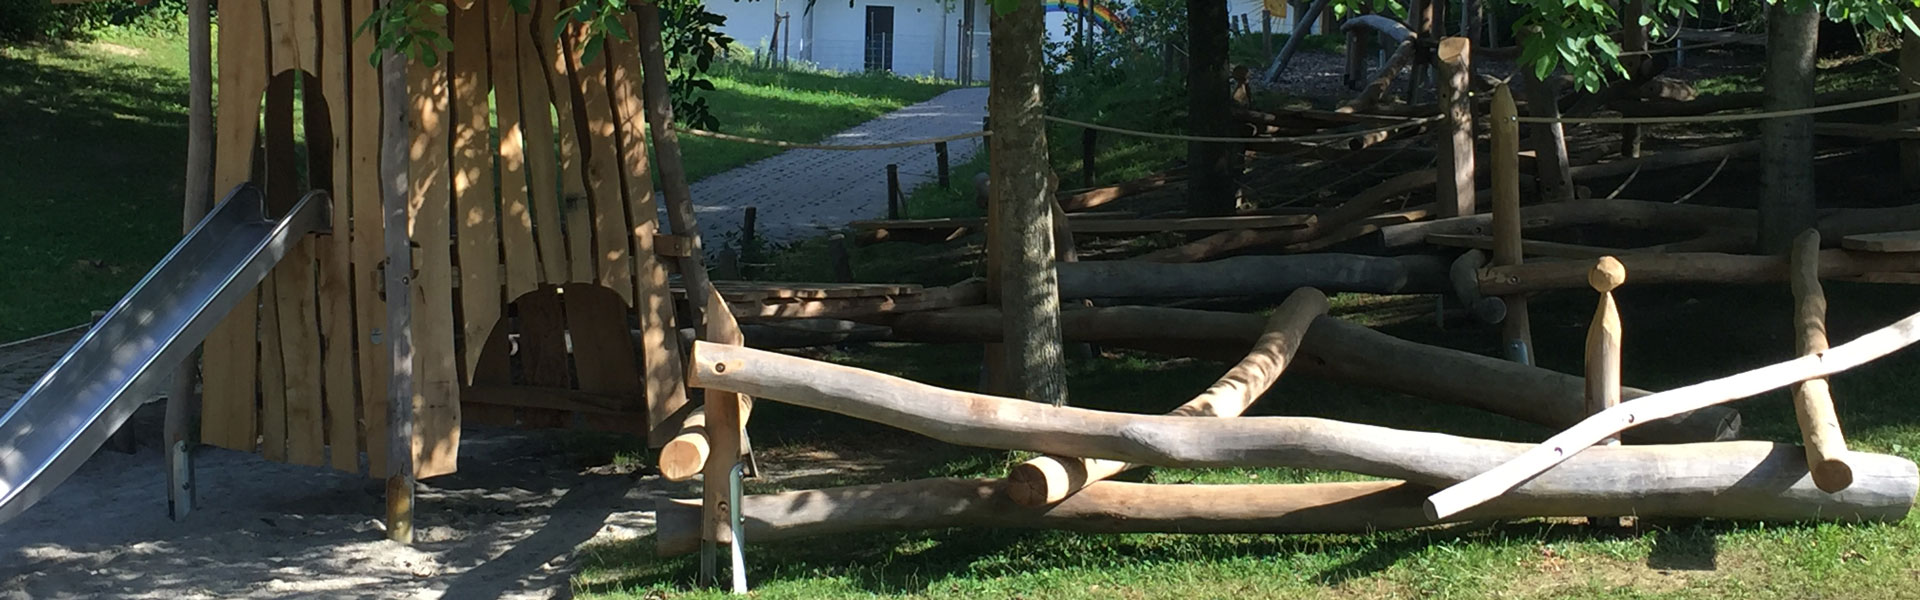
[0,185,330,525]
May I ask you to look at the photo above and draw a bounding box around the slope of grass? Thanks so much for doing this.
[0,30,954,341]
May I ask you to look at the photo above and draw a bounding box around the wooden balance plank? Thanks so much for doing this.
[607,15,689,445]
[516,287,574,428]
[566,23,638,307]
[539,10,594,285]
[1424,233,1626,260]
[348,0,391,478]
[408,9,460,479]
[563,284,647,435]
[706,281,923,302]
[201,0,269,452]
[451,1,504,377]
[315,0,359,472]
[489,0,539,301]
[1842,230,1920,253]
[517,2,569,285]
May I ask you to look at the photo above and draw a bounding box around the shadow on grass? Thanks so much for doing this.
[0,43,191,340]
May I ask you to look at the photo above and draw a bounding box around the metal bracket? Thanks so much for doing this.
[698,462,749,593]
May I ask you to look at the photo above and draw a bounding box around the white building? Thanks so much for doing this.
[705,0,992,80]
[703,0,1311,80]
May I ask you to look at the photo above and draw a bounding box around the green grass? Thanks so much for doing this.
[0,30,194,340]
[0,30,954,341]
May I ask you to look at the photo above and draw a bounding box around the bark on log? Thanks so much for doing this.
[1566,141,1761,182]
[1058,172,1185,212]
[1142,170,1437,263]
[880,308,1739,444]
[689,340,1746,480]
[1008,289,1329,506]
[1478,249,1920,295]
[1790,230,1853,492]
[1057,255,1446,299]
[1426,305,1920,520]
[1434,38,1475,218]
[1379,198,1758,249]
[654,449,1918,556]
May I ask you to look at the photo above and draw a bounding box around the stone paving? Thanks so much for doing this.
[686,86,989,246]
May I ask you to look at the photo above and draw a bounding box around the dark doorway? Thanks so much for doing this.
[864,6,895,72]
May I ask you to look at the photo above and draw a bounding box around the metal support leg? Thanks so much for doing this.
[698,462,750,593]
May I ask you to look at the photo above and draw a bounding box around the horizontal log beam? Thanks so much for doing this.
[654,448,1917,556]
[1056,255,1445,299]
[1478,249,1920,295]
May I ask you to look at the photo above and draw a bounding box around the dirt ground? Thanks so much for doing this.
[0,330,682,599]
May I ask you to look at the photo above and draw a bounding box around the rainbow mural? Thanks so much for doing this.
[1044,0,1127,33]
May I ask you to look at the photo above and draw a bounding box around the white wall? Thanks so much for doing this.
[706,0,792,59]
[807,0,957,77]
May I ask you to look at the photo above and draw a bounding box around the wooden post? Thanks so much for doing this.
[378,23,415,545]
[1585,254,1631,528]
[1405,0,1428,102]
[741,206,758,277]
[1434,37,1473,218]
[1263,9,1273,58]
[828,233,854,282]
[1902,8,1920,190]
[935,141,951,188]
[1491,83,1533,364]
[1620,0,1648,158]
[638,4,715,330]
[887,163,902,219]
[1790,229,1855,492]
[1523,71,1575,201]
[700,287,747,569]
[1081,127,1097,188]
[768,12,781,68]
[166,0,215,521]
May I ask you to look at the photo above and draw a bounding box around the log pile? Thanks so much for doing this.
[662,296,1920,557]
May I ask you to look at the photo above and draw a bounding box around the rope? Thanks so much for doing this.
[1513,90,1920,125]
[675,127,989,150]
[0,322,90,351]
[1041,114,1443,144]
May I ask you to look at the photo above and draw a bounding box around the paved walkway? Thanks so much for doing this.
[688,86,988,245]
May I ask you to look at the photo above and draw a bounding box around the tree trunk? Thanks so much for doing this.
[1759,1,1819,253]
[1187,0,1237,216]
[990,0,1067,405]
[166,0,215,521]
[1523,73,1574,201]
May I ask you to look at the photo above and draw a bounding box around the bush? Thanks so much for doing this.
[0,0,187,43]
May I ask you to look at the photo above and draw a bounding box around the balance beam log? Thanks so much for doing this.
[1478,249,1920,295]
[1007,288,1329,506]
[655,446,1918,556]
[882,308,1737,444]
[1425,306,1920,520]
[1056,255,1446,299]
[1790,230,1853,492]
[688,343,1754,480]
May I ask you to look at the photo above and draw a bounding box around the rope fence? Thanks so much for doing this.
[1514,89,1920,125]
[678,114,1444,151]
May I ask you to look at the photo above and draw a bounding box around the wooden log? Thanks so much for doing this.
[881,308,1739,444]
[1141,170,1437,263]
[1586,257,1625,448]
[1522,73,1574,202]
[1478,249,1920,295]
[1339,38,1418,114]
[350,0,390,477]
[168,0,215,518]
[1491,83,1533,364]
[378,12,416,543]
[407,8,459,479]
[691,342,1748,480]
[655,457,1917,556]
[1790,230,1854,492]
[1058,172,1186,212]
[1434,37,1475,218]
[1565,141,1761,182]
[1449,250,1506,323]
[1056,255,1445,299]
[1424,305,1920,520]
[1381,198,1758,249]
[1007,289,1329,506]
[658,398,760,482]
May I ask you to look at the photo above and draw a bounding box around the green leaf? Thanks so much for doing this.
[605,16,631,41]
[581,35,604,63]
[425,2,447,16]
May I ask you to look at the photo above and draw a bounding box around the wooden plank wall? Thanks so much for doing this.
[198,0,691,478]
